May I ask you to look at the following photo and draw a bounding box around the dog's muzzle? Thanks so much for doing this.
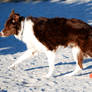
[0,32,2,36]
[0,32,4,37]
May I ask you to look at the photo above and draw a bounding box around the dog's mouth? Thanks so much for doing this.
[0,31,6,37]
[0,32,3,36]
[0,30,16,37]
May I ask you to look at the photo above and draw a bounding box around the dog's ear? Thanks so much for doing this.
[9,10,20,23]
[10,9,15,17]
[13,14,20,22]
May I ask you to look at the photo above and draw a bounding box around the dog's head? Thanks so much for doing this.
[0,10,24,37]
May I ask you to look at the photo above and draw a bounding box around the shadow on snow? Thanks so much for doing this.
[0,1,92,55]
[0,36,27,55]
[25,58,92,77]
[0,1,92,77]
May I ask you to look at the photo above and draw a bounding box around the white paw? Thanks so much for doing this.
[8,64,16,70]
[63,72,77,77]
[63,73,74,77]
[42,74,52,78]
[46,74,52,78]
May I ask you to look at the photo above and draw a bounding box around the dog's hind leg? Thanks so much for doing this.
[8,49,36,69]
[45,51,55,78]
[64,46,83,77]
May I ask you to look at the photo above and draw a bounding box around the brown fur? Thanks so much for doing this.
[27,17,92,55]
[1,10,92,70]
[27,17,92,69]
[2,10,24,36]
[77,50,83,69]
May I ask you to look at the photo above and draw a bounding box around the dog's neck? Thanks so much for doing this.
[14,20,25,40]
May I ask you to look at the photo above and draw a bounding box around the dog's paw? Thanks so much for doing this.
[42,74,52,78]
[63,73,75,77]
[46,74,51,78]
[8,64,16,70]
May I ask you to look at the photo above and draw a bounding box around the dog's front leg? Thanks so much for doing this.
[45,51,55,78]
[9,49,36,69]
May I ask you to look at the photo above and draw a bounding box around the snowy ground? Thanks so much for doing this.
[0,0,92,92]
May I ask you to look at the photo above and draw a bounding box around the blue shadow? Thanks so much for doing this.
[25,58,92,77]
[25,58,92,71]
[0,90,7,92]
[24,61,76,71]
[0,36,27,55]
[0,1,92,55]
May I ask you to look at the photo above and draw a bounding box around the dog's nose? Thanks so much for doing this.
[0,32,3,37]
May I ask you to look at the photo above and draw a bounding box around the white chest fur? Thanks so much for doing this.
[15,19,48,52]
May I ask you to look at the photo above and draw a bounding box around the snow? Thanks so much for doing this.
[0,0,92,92]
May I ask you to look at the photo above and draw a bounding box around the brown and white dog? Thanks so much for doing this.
[0,10,92,77]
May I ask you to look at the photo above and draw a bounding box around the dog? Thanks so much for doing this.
[0,10,92,77]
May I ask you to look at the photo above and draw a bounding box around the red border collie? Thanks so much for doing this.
[0,10,92,77]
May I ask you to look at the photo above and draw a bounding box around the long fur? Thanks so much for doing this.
[1,10,92,77]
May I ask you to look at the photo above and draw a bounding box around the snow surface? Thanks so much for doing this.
[0,0,92,92]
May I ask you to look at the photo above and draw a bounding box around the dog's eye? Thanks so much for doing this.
[12,19,15,23]
[12,20,16,25]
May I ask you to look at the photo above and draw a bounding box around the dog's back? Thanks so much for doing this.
[28,17,92,57]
